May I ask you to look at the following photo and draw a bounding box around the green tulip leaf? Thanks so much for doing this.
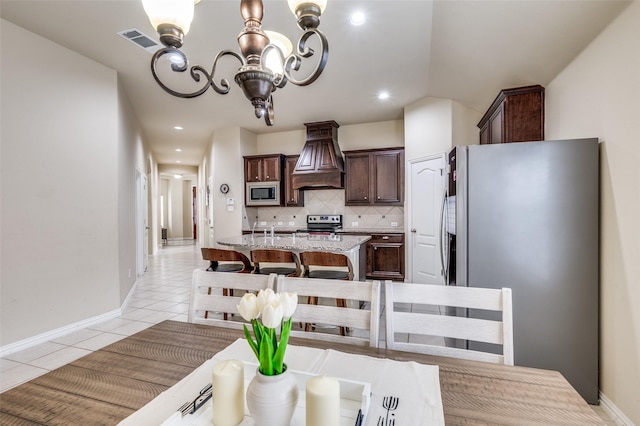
[243,324,259,360]
[273,318,292,374]
[259,332,274,375]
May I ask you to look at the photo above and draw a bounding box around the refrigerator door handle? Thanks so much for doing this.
[439,189,448,284]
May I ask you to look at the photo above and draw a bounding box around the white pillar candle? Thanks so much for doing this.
[212,359,245,426]
[306,375,340,426]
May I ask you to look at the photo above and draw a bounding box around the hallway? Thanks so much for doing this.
[1,245,205,393]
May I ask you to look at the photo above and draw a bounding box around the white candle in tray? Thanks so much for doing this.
[212,359,244,426]
[306,375,340,426]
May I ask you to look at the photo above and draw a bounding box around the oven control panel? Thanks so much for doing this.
[307,215,342,225]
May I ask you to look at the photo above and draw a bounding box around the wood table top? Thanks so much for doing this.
[0,320,604,425]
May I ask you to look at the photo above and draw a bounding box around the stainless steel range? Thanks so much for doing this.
[298,214,342,235]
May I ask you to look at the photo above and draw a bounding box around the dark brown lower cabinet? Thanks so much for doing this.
[366,233,405,281]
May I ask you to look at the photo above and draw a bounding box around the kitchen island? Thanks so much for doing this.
[217,234,370,280]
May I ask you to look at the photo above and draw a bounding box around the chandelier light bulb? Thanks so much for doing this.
[142,0,194,35]
[264,31,293,75]
[287,0,327,15]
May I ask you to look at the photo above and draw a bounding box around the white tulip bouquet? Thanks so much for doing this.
[237,288,298,376]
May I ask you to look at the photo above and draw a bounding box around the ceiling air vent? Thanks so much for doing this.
[117,28,159,53]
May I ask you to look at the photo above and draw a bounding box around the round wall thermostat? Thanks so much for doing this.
[219,183,230,194]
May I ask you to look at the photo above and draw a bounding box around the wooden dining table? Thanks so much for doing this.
[0,320,604,425]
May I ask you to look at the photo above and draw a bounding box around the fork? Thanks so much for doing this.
[382,396,399,425]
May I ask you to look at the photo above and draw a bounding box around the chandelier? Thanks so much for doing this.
[141,0,329,126]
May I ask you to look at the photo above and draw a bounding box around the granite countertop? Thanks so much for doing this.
[338,228,405,234]
[242,227,405,235]
[218,234,371,251]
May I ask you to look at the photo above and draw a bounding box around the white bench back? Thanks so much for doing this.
[188,270,276,330]
[276,275,381,348]
[385,281,514,365]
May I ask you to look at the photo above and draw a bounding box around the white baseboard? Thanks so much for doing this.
[121,278,140,309]
[0,278,141,358]
[600,391,636,426]
[0,308,122,358]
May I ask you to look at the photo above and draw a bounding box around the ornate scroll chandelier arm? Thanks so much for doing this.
[150,48,246,98]
[283,28,328,87]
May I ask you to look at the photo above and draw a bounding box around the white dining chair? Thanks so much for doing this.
[188,270,277,329]
[384,281,514,365]
[275,275,381,348]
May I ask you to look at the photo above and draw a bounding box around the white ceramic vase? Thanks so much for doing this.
[246,365,299,426]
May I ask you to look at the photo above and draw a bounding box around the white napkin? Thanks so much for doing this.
[318,350,444,426]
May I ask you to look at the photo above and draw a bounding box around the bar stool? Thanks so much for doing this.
[200,248,252,319]
[201,248,252,273]
[299,251,354,336]
[250,249,302,277]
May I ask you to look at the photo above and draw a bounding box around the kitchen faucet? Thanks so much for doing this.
[252,221,257,238]
[270,224,275,238]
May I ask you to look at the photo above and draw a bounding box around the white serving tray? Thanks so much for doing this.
[161,363,370,426]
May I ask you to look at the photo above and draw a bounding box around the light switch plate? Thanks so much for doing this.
[227,205,234,212]
[391,222,398,227]
[260,221,267,226]
[351,222,359,227]
[226,198,234,205]
[288,222,295,226]
[277,222,283,225]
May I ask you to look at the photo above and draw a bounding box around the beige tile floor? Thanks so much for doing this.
[0,244,617,424]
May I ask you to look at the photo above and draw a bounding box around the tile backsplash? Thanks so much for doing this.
[243,189,404,230]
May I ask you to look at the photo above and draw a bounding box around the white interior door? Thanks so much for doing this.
[207,175,215,246]
[408,154,446,284]
[135,169,149,277]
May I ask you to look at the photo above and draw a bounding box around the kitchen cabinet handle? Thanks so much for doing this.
[255,176,259,180]
[364,196,367,200]
[382,236,389,240]
[266,175,270,179]
[377,196,381,200]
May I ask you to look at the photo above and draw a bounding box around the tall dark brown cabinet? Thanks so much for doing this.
[478,85,545,144]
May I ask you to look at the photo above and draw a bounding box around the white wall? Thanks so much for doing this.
[203,127,257,244]
[255,120,404,156]
[118,82,147,300]
[404,97,454,161]
[404,97,482,162]
[1,20,119,344]
[545,1,639,422]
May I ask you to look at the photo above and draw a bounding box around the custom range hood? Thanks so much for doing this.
[291,121,344,190]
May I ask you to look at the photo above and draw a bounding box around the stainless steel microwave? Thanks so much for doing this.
[246,181,281,206]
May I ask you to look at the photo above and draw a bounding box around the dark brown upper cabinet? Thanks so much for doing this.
[478,85,545,144]
[284,155,304,207]
[244,154,284,182]
[344,147,404,206]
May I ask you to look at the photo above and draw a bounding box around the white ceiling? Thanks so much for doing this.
[1,0,630,166]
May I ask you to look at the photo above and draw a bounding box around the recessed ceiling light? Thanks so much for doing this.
[378,91,390,100]
[174,174,182,179]
[174,126,183,130]
[350,11,366,26]
[175,148,182,152]
[176,160,181,163]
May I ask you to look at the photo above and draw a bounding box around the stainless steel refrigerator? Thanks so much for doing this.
[444,139,599,404]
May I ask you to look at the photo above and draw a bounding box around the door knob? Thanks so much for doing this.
[411,228,417,233]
